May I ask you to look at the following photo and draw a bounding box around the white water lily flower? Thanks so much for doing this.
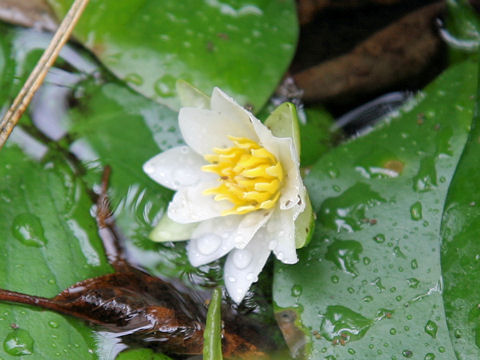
[143,86,312,303]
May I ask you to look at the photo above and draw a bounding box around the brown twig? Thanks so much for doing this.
[0,0,89,151]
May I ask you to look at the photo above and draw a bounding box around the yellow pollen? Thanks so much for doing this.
[202,136,283,216]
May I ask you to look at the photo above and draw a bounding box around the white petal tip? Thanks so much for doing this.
[225,276,249,304]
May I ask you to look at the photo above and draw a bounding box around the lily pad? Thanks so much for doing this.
[440,85,480,358]
[45,0,298,111]
[0,142,112,359]
[273,60,478,359]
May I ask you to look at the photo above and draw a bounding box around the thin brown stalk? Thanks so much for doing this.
[0,0,89,151]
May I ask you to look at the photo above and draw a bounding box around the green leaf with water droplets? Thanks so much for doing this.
[440,63,480,358]
[45,0,298,111]
[0,143,113,359]
[273,60,479,359]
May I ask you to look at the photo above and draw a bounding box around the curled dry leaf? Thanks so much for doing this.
[0,0,57,31]
[0,168,273,359]
[294,2,445,104]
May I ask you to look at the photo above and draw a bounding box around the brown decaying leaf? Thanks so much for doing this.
[0,0,57,31]
[296,0,408,25]
[294,2,445,104]
[0,167,273,359]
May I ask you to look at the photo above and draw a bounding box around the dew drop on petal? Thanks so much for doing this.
[246,272,256,281]
[277,251,284,261]
[228,276,236,283]
[172,167,199,187]
[232,250,252,269]
[196,234,222,255]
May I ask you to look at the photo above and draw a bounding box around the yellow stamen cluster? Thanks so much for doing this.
[202,136,283,216]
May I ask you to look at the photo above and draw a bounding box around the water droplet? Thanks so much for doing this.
[12,213,47,247]
[373,234,386,243]
[48,321,59,329]
[320,184,386,232]
[372,277,386,292]
[331,275,339,284]
[402,350,413,358]
[328,168,339,178]
[228,276,236,283]
[3,329,34,356]
[424,353,435,360]
[410,201,423,221]
[319,305,372,342]
[232,250,252,269]
[411,259,418,269]
[438,346,445,353]
[325,239,363,276]
[407,278,420,288]
[124,73,143,86]
[363,296,373,303]
[454,329,462,338]
[363,257,371,265]
[291,284,302,297]
[413,157,437,192]
[424,320,438,338]
[393,246,406,259]
[196,234,222,255]
[395,295,402,302]
[390,328,397,335]
[154,75,176,97]
[347,287,355,294]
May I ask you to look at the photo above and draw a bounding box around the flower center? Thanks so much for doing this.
[202,136,283,216]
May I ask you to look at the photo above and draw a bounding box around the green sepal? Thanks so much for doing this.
[264,102,301,158]
[295,192,314,249]
[149,214,197,242]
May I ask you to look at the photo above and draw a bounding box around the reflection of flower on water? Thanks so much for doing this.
[143,87,308,303]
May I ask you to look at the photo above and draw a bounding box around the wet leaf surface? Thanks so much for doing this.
[440,70,480,358]
[273,60,479,358]
[0,143,113,359]
[45,0,298,111]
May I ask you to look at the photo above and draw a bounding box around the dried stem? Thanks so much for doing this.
[0,0,89,151]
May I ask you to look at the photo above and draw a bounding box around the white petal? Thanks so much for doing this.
[210,87,256,131]
[143,146,215,191]
[267,207,298,264]
[187,216,241,266]
[167,181,231,223]
[187,210,272,266]
[179,107,257,156]
[252,120,306,215]
[224,227,271,304]
[234,210,272,249]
